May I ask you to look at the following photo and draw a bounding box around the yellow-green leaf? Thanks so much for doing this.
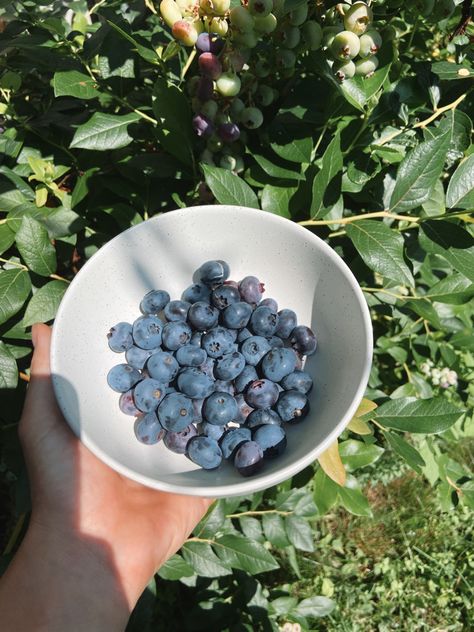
[318,441,346,486]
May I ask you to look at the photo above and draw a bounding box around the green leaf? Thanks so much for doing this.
[262,513,290,548]
[340,58,392,110]
[346,220,414,286]
[0,341,18,389]
[292,596,335,619]
[214,534,279,574]
[431,61,474,80]
[270,137,312,164]
[419,221,474,282]
[310,131,343,219]
[0,224,15,255]
[194,501,226,539]
[106,19,159,65]
[313,467,339,515]
[254,155,303,181]
[405,298,443,330]
[276,488,318,517]
[285,515,314,552]
[421,179,445,217]
[372,397,465,434]
[15,216,56,276]
[152,78,193,163]
[0,166,34,200]
[424,274,474,304]
[239,516,264,542]
[261,184,296,218]
[338,439,384,471]
[338,486,372,517]
[201,165,259,209]
[181,541,232,577]
[53,70,101,100]
[446,154,474,210]
[0,269,31,325]
[389,132,450,212]
[157,554,195,580]
[70,112,140,151]
[383,431,425,474]
[23,280,68,327]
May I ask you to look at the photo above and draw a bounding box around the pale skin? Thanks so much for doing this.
[0,323,213,632]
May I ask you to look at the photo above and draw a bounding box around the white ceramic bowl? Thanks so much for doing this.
[51,205,372,497]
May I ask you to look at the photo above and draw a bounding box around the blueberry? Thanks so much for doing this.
[276,390,310,423]
[203,391,239,425]
[125,345,154,370]
[222,301,253,329]
[119,389,141,416]
[267,336,284,349]
[202,326,235,358]
[275,309,297,340]
[107,322,133,353]
[147,350,179,382]
[193,114,214,138]
[199,421,226,441]
[182,283,211,304]
[192,398,205,422]
[211,284,241,310]
[290,325,317,356]
[177,368,215,399]
[233,364,258,393]
[134,412,165,445]
[188,301,219,330]
[244,379,279,409]
[249,306,279,337]
[163,424,198,453]
[175,344,208,367]
[253,425,287,458]
[140,289,170,315]
[162,321,192,351]
[157,392,194,432]
[197,260,230,288]
[235,393,254,423]
[196,32,224,54]
[261,348,297,382]
[237,327,252,343]
[281,369,313,394]
[190,331,203,347]
[107,364,142,392]
[240,335,271,366]
[245,408,282,428]
[133,378,166,412]
[214,351,245,381]
[164,300,191,322]
[199,356,216,378]
[234,441,264,476]
[132,316,163,350]
[218,122,241,143]
[186,436,223,469]
[259,297,278,312]
[213,379,235,395]
[219,427,252,459]
[239,275,264,305]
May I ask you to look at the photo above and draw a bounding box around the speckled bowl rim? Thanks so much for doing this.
[51,205,373,497]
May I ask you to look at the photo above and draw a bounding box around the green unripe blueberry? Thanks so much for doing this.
[200,100,218,120]
[176,0,198,15]
[253,13,277,33]
[207,134,224,152]
[256,84,274,106]
[241,106,264,129]
[230,97,245,120]
[333,59,356,82]
[215,111,230,125]
[275,48,296,69]
[359,30,382,57]
[160,0,183,28]
[279,24,301,49]
[322,25,343,48]
[344,2,373,35]
[240,72,258,94]
[248,0,272,18]
[203,16,229,36]
[216,72,241,97]
[355,55,379,77]
[280,66,295,79]
[289,3,308,26]
[301,20,323,50]
[200,0,230,14]
[234,156,245,173]
[254,58,271,78]
[330,30,360,60]
[172,19,198,46]
[220,154,238,170]
[230,6,255,31]
[233,29,259,48]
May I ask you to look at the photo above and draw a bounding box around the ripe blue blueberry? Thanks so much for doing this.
[107,322,133,353]
[190,331,203,347]
[119,389,141,416]
[175,345,208,367]
[125,345,154,370]
[182,282,211,304]
[107,364,142,392]
[177,367,215,399]
[213,379,235,395]
[261,348,297,382]
[192,398,204,423]
[199,421,226,441]
[197,260,230,288]
[134,412,165,445]
[202,326,235,358]
[234,441,264,476]
[222,301,253,329]
[267,336,284,349]
[240,335,271,366]
[199,356,216,378]
[245,408,282,428]
[214,351,245,381]
[276,390,310,423]
[157,392,194,432]
[253,425,287,458]
[233,364,258,393]
[193,114,214,138]
[235,393,254,423]
[244,379,280,409]
[187,301,219,330]
[249,306,279,337]
[290,325,317,356]
[239,276,264,305]
[219,427,251,459]
[203,391,239,425]
[259,297,278,312]
[164,300,191,322]
[147,350,179,382]
[186,436,223,469]
[275,309,297,340]
[281,369,313,394]
[237,327,252,343]
[163,424,198,453]
[140,289,170,315]
[132,315,163,350]
[211,284,241,310]
[133,378,166,412]
[162,321,192,351]
[218,122,241,143]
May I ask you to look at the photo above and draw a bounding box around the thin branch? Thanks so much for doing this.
[226,509,292,519]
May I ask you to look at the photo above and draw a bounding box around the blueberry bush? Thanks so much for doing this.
[0,0,473,629]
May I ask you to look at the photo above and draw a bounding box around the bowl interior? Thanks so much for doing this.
[51,206,372,497]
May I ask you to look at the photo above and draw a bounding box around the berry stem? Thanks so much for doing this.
[181,49,197,80]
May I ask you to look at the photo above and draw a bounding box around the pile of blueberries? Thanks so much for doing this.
[106,260,316,477]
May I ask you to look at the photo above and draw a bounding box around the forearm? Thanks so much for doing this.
[0,522,131,632]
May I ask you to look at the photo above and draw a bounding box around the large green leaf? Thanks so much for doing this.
[383,431,425,474]
[338,486,372,517]
[446,154,474,210]
[431,61,474,80]
[338,439,384,471]
[261,184,295,218]
[53,70,101,100]
[0,224,15,255]
[181,541,232,577]
[270,137,312,164]
[15,216,56,276]
[419,221,474,282]
[23,280,68,327]
[0,268,31,325]
[310,131,343,219]
[423,274,474,304]
[214,534,279,573]
[152,78,193,166]
[70,112,140,151]
[372,397,464,434]
[254,155,303,181]
[389,132,450,212]
[262,513,289,548]
[313,468,339,515]
[346,220,414,286]
[201,164,259,209]
[157,554,194,581]
[285,515,314,552]
[0,340,18,389]
[291,596,335,619]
